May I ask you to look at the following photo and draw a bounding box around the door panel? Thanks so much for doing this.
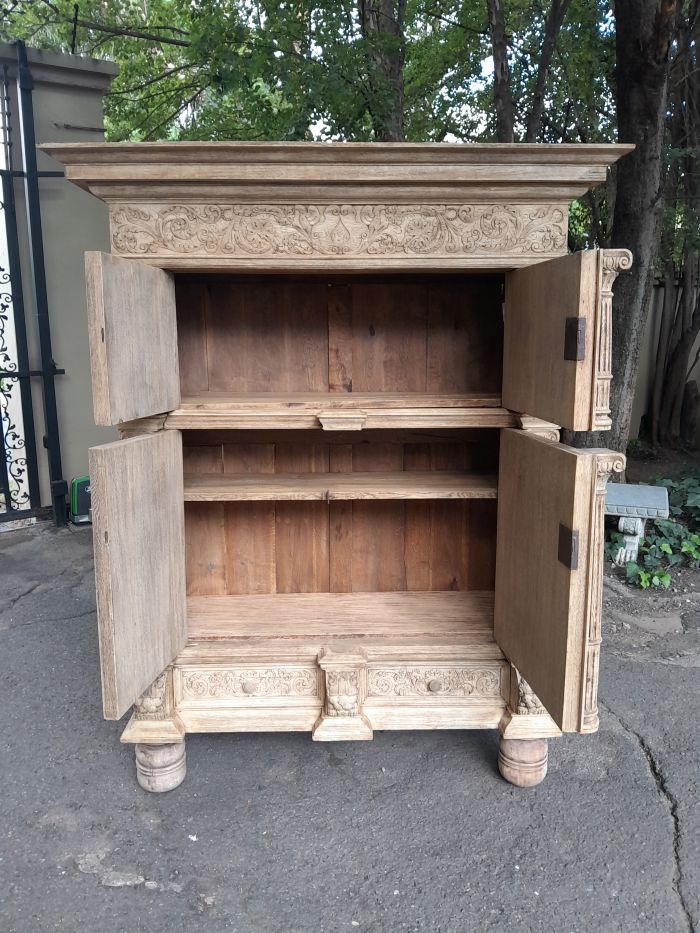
[502,249,632,431]
[90,431,187,719]
[494,430,623,731]
[85,251,180,425]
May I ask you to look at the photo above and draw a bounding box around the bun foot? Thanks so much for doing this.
[135,741,186,792]
[498,737,548,787]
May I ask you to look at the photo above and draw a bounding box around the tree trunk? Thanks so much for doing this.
[650,268,679,445]
[606,0,678,454]
[524,0,572,142]
[658,257,700,445]
[648,4,699,447]
[487,0,514,142]
[680,380,699,447]
[359,0,406,141]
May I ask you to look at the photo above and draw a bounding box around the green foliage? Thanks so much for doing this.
[0,0,620,145]
[653,471,700,529]
[606,470,700,589]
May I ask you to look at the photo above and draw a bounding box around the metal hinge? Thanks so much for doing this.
[558,523,579,570]
[564,317,586,361]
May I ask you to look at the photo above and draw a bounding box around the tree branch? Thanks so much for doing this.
[524,0,572,142]
[38,0,191,47]
[486,0,514,141]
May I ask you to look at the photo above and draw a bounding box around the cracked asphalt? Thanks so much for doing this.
[1,522,698,933]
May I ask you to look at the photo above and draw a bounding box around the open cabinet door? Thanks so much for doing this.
[86,252,180,425]
[494,430,624,732]
[502,249,632,431]
[90,432,187,719]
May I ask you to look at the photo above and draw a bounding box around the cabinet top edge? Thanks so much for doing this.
[41,140,633,170]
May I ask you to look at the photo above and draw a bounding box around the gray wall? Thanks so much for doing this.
[0,45,118,507]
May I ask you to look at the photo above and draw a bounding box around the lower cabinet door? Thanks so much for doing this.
[494,429,624,732]
[90,431,187,719]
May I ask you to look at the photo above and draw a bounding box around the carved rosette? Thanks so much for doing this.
[368,666,501,698]
[181,667,318,700]
[593,249,633,430]
[581,452,626,732]
[110,203,567,261]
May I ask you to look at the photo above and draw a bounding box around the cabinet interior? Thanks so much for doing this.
[176,273,505,643]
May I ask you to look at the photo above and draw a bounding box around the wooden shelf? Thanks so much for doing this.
[185,590,498,651]
[167,393,517,431]
[183,471,497,502]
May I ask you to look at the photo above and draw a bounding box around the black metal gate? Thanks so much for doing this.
[0,42,67,525]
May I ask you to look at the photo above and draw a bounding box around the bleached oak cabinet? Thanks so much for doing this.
[46,142,633,792]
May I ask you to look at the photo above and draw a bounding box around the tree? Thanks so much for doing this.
[607,0,679,453]
[650,0,700,447]
[1,0,694,456]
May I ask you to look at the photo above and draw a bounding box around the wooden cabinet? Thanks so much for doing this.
[46,142,632,791]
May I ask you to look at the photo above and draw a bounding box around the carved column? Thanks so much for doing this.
[312,648,373,741]
[593,250,633,430]
[580,451,626,732]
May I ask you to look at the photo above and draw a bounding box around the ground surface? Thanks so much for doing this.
[1,523,698,933]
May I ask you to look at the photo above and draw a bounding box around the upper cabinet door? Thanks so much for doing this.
[85,251,180,426]
[90,431,187,719]
[494,430,624,732]
[502,249,632,432]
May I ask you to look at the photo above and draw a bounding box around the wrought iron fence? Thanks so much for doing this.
[0,47,66,524]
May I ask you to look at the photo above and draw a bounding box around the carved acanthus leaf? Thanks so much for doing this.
[110,203,567,260]
[325,669,360,717]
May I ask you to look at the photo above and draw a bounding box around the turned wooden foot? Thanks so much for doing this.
[498,737,548,787]
[135,741,186,792]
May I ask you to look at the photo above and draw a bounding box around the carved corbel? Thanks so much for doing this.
[312,648,373,741]
[515,673,547,715]
[498,664,561,740]
[120,667,185,745]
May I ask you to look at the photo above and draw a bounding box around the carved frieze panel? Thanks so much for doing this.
[180,667,319,700]
[368,666,502,699]
[110,202,568,261]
